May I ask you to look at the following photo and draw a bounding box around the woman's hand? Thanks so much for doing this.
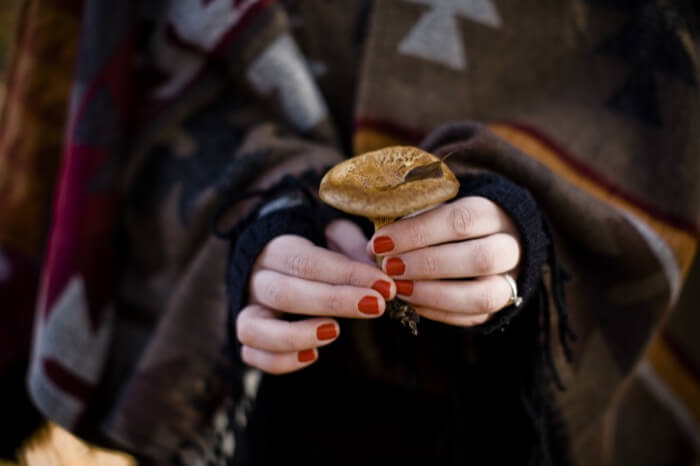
[237,220,396,374]
[370,196,521,327]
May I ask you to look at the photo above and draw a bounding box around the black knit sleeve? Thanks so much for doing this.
[455,173,549,334]
[226,206,330,324]
[213,174,346,360]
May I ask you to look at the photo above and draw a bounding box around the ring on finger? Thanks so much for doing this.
[503,273,523,308]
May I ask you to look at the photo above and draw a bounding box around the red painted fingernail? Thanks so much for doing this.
[385,258,405,276]
[316,323,337,341]
[373,236,395,254]
[298,349,316,363]
[395,280,414,296]
[358,296,380,315]
[372,280,392,300]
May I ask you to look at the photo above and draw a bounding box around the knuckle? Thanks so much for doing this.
[240,345,254,366]
[281,323,302,350]
[432,285,451,308]
[471,243,496,274]
[504,237,521,268]
[475,288,499,313]
[264,282,286,309]
[325,293,344,315]
[343,265,361,287]
[285,253,312,277]
[449,203,475,237]
[236,315,254,346]
[408,222,428,248]
[422,253,440,276]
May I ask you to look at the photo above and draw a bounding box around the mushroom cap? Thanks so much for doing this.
[319,146,459,219]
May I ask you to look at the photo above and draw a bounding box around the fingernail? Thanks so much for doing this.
[385,258,405,276]
[298,349,316,363]
[317,323,338,341]
[395,280,414,296]
[358,296,380,315]
[372,280,392,300]
[373,236,395,254]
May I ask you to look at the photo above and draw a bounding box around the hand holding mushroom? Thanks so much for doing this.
[236,146,522,375]
[237,220,397,375]
[320,146,522,329]
[367,194,521,327]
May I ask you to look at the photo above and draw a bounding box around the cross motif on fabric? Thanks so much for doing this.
[398,0,502,70]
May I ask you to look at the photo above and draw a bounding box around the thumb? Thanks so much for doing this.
[324,219,374,264]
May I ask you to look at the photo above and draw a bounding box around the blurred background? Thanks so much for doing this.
[0,0,698,464]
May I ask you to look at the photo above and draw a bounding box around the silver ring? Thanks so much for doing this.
[503,274,523,308]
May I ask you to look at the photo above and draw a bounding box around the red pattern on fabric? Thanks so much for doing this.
[29,0,276,437]
[43,357,93,401]
[40,28,137,331]
[133,0,274,123]
[103,38,138,125]
[65,34,137,138]
[211,0,274,55]
[42,144,118,331]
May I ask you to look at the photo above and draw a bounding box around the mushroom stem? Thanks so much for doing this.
[371,217,395,231]
[370,217,395,267]
[370,216,419,336]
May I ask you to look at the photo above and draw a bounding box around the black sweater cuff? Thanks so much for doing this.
[223,180,343,360]
[227,207,328,318]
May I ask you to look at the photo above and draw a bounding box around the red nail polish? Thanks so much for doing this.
[395,280,414,296]
[298,349,316,363]
[385,258,405,276]
[358,296,380,315]
[317,323,338,341]
[373,236,395,254]
[372,280,392,300]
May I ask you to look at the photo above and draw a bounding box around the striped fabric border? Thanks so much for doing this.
[489,123,698,277]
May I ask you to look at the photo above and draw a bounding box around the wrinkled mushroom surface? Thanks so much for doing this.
[319,146,459,222]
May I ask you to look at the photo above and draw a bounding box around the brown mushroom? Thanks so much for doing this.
[319,146,460,334]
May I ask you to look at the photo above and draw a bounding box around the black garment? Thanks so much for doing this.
[218,170,568,465]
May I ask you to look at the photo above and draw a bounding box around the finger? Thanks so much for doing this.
[241,345,318,375]
[414,306,491,327]
[257,235,393,292]
[370,197,515,255]
[250,269,387,318]
[325,219,374,264]
[236,305,339,352]
[396,275,513,314]
[382,233,520,279]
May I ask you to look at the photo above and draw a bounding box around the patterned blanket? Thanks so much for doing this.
[0,1,698,464]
